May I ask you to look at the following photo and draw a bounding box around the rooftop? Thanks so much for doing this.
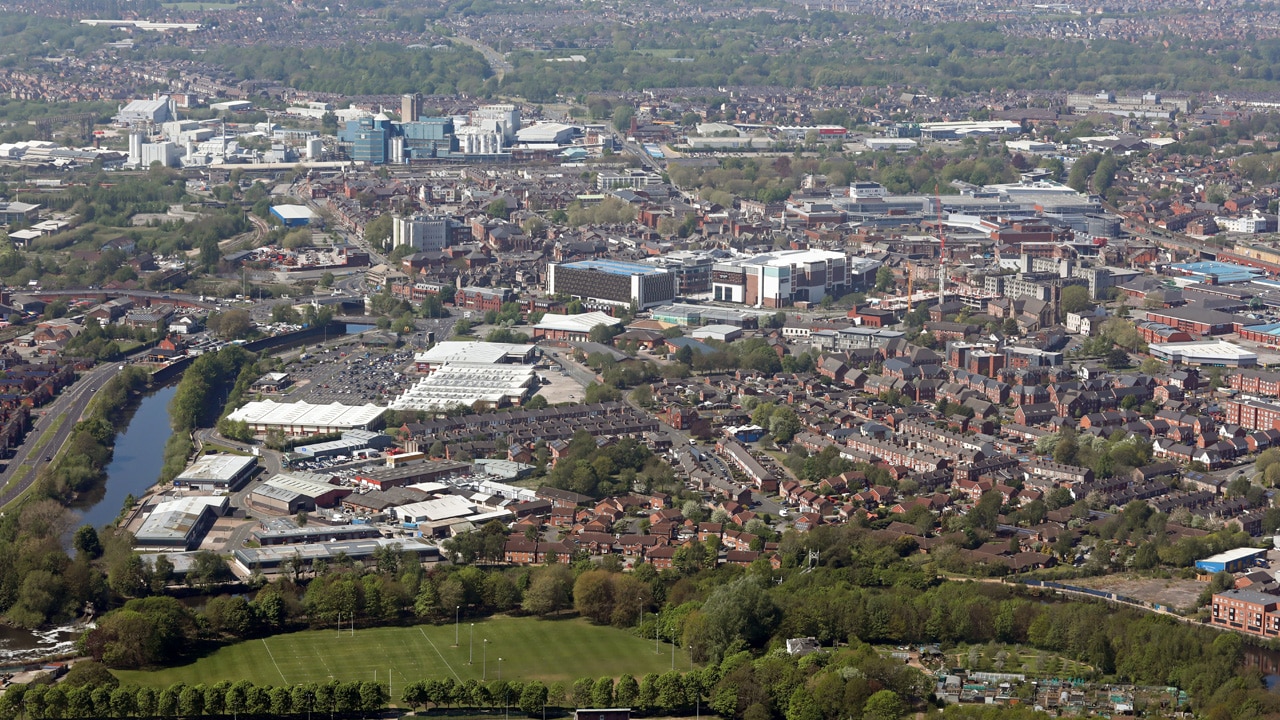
[226,400,386,430]
[176,454,257,482]
[560,259,669,276]
[414,340,536,367]
[534,311,622,333]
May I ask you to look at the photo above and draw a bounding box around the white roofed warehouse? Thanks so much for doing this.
[173,454,258,492]
[532,311,622,342]
[225,400,387,436]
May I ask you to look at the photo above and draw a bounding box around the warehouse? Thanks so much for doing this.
[173,454,258,492]
[547,259,676,309]
[1196,547,1268,574]
[250,520,381,546]
[294,428,394,458]
[532,311,623,342]
[252,471,352,513]
[389,365,536,411]
[226,400,386,436]
[1147,340,1257,368]
[135,496,228,550]
[231,537,440,577]
[412,340,537,373]
[1143,306,1243,336]
[270,204,317,227]
[354,460,470,490]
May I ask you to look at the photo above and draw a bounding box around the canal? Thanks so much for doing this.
[70,384,177,531]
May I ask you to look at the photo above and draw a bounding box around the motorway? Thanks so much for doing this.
[452,36,513,83]
[0,362,124,509]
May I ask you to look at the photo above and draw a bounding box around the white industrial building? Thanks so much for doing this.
[392,214,452,251]
[135,496,229,550]
[173,454,258,492]
[456,126,505,155]
[532,311,624,341]
[470,104,520,143]
[515,122,577,145]
[128,133,180,168]
[412,341,537,373]
[390,365,536,411]
[226,400,387,436]
[1148,340,1258,368]
[115,96,178,126]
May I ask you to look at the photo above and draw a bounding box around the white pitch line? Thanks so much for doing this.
[418,627,463,682]
[262,639,288,685]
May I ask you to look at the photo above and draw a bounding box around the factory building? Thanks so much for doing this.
[135,496,229,550]
[547,259,676,309]
[115,96,178,126]
[173,454,258,492]
[225,400,386,436]
[249,472,352,514]
[231,537,439,577]
[270,204,317,227]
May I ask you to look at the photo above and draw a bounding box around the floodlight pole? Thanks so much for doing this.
[484,638,489,681]
[470,623,475,664]
[455,605,461,645]
[654,612,659,654]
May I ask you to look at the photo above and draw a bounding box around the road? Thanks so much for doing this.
[0,362,124,509]
[452,36,513,83]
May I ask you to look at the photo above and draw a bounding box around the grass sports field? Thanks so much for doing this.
[114,616,683,687]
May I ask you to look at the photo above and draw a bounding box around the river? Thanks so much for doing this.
[70,384,177,532]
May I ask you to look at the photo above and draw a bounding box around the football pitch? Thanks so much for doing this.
[113,616,684,687]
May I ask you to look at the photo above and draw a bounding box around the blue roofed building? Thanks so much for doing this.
[547,259,676,309]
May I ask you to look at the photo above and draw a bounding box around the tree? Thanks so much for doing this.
[522,565,573,616]
[630,385,655,408]
[486,199,509,220]
[613,106,635,132]
[365,213,393,248]
[592,677,615,708]
[1061,285,1092,314]
[863,690,905,720]
[519,681,548,717]
[769,406,802,443]
[216,309,252,340]
[73,525,102,559]
[574,570,616,624]
[875,265,894,293]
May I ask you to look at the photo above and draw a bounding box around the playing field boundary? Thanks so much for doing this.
[114,616,682,687]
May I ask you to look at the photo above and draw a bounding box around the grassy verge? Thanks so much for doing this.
[114,615,681,687]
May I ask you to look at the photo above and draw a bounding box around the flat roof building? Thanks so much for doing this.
[354,460,470,491]
[412,341,537,373]
[547,260,676,310]
[174,454,258,492]
[231,537,439,576]
[1197,547,1268,574]
[712,249,849,308]
[1148,340,1257,367]
[270,204,316,227]
[135,496,228,550]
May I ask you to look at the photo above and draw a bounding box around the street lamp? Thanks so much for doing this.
[654,612,660,654]
[455,605,461,646]
[470,623,475,664]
